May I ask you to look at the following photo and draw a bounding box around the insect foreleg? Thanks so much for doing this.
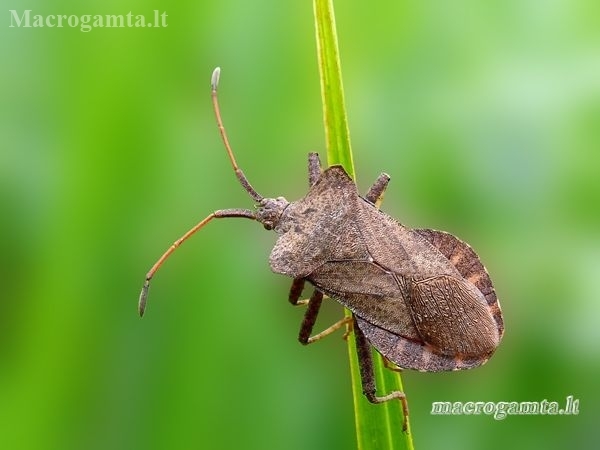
[297,289,324,343]
[290,286,351,344]
[307,152,322,187]
[288,278,306,305]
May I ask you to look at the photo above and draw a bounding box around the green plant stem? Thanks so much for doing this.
[313,0,355,177]
[312,1,414,449]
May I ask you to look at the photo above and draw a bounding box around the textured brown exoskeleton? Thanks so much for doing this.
[139,68,504,430]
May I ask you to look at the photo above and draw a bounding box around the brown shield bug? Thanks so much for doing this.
[139,67,504,428]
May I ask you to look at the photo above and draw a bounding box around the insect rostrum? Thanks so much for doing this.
[139,67,504,428]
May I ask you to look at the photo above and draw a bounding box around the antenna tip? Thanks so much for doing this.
[211,67,221,91]
[138,281,149,317]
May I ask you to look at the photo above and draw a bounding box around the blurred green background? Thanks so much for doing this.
[2,0,599,449]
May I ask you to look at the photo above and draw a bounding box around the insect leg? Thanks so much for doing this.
[307,152,322,187]
[138,208,257,316]
[305,316,352,344]
[288,278,306,305]
[298,289,323,343]
[364,173,391,205]
[289,278,332,307]
[382,357,403,373]
[294,288,351,344]
[354,317,409,431]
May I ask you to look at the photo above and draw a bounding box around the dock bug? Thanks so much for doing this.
[139,68,504,429]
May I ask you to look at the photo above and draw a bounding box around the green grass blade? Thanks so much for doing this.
[312,1,414,449]
[313,0,355,177]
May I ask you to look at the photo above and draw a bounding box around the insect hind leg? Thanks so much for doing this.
[354,316,409,432]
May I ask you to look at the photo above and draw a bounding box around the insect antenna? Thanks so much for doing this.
[138,68,261,316]
[211,67,263,202]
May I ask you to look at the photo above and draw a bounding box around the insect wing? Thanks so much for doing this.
[356,229,503,371]
[414,228,503,338]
